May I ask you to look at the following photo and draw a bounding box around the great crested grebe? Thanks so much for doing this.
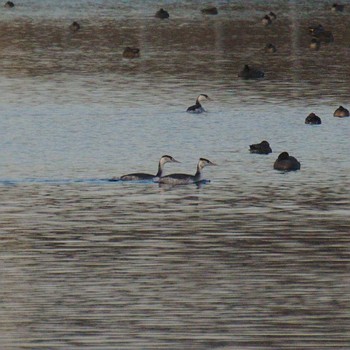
[333,105,349,117]
[186,94,211,113]
[109,155,179,181]
[273,152,300,171]
[249,140,272,154]
[305,113,322,124]
[157,158,216,185]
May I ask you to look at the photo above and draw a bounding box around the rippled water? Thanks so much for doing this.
[1,1,350,349]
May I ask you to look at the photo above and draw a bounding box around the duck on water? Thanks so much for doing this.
[109,155,179,181]
[157,158,216,185]
[187,94,211,113]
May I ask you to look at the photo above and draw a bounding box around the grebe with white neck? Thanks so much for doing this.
[109,155,180,181]
[157,158,216,185]
[186,94,211,113]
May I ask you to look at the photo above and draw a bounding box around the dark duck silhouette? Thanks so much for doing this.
[274,152,300,171]
[155,8,169,19]
[333,105,349,117]
[249,140,272,154]
[238,65,264,79]
[305,113,322,125]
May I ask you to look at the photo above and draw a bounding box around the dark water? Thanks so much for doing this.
[1,1,350,349]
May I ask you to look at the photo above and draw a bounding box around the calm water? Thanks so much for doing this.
[1,1,350,349]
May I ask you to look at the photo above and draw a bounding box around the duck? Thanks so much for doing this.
[309,38,321,50]
[309,24,334,43]
[305,112,322,124]
[4,1,14,8]
[201,6,218,15]
[308,24,325,36]
[268,11,277,20]
[273,152,300,171]
[265,43,277,53]
[186,94,211,113]
[69,21,80,33]
[249,140,272,154]
[109,155,180,181]
[261,15,272,26]
[122,47,140,59]
[157,158,216,185]
[331,3,344,12]
[333,105,349,117]
[155,8,169,19]
[238,65,264,79]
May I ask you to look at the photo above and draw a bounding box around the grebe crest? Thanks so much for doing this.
[110,155,180,182]
[157,157,216,185]
[186,94,211,113]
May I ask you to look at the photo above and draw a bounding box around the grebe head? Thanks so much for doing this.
[160,155,180,165]
[198,158,216,170]
[196,94,211,103]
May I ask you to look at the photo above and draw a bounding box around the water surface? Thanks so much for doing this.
[1,1,350,349]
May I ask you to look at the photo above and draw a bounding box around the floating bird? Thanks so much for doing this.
[309,24,334,43]
[109,155,180,181]
[157,158,216,185]
[4,1,14,8]
[238,65,264,79]
[69,21,80,33]
[155,8,169,19]
[305,113,322,125]
[331,3,344,12]
[265,43,277,53]
[261,15,272,26]
[333,105,349,117]
[309,38,321,50]
[274,152,300,171]
[122,47,140,59]
[186,94,211,113]
[249,140,272,154]
[201,6,218,15]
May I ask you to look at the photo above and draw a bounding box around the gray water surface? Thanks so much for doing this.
[1,1,350,349]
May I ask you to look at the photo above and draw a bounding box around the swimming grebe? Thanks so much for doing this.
[69,21,80,33]
[157,158,216,185]
[333,105,349,117]
[305,112,322,124]
[155,8,169,19]
[201,6,218,15]
[122,47,140,59]
[238,65,264,79]
[274,152,300,171]
[249,140,272,154]
[110,155,180,181]
[186,94,211,113]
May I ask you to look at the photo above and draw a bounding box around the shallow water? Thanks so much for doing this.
[1,1,350,349]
